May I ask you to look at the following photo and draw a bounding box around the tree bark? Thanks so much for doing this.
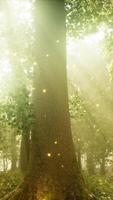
[11,130,17,171]
[19,132,30,175]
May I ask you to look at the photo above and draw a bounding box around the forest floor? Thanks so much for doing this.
[0,171,113,200]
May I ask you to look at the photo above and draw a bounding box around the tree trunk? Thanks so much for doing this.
[11,130,17,171]
[87,151,95,175]
[19,132,30,175]
[100,155,106,175]
[2,154,6,172]
[28,1,88,198]
[1,0,93,199]
[76,143,82,170]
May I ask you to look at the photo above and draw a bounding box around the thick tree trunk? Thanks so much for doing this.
[1,0,93,199]
[19,132,30,175]
[26,1,88,199]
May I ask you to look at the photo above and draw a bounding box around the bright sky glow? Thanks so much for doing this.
[0,58,12,76]
[8,0,34,26]
[0,12,6,32]
[84,30,105,45]
[67,29,105,56]
[0,58,12,94]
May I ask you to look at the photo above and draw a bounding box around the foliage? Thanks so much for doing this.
[0,89,33,133]
[69,94,87,119]
[66,0,113,37]
[85,174,113,200]
[0,171,22,198]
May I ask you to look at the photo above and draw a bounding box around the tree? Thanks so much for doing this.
[66,0,113,37]
[1,0,92,200]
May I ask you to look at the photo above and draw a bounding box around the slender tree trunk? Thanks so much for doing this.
[11,130,17,171]
[100,155,106,175]
[87,151,95,175]
[76,143,82,170]
[2,154,6,172]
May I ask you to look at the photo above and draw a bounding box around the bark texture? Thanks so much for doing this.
[20,133,30,175]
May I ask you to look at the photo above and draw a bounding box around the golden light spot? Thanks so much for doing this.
[61,165,64,168]
[96,104,100,108]
[42,89,47,93]
[46,54,49,57]
[47,153,51,157]
[57,153,61,157]
[54,140,58,144]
